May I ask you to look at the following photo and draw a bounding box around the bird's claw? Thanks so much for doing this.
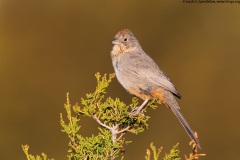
[130,106,145,116]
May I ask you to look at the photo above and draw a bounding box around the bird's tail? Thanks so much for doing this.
[153,89,200,148]
[168,104,201,149]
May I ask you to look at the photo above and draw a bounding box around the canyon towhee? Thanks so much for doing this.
[110,29,200,148]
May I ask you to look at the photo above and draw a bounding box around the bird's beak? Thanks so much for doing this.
[111,38,121,45]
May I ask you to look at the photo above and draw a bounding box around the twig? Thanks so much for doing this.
[71,137,79,149]
[117,133,125,141]
[117,126,131,134]
[93,114,112,130]
[93,114,118,143]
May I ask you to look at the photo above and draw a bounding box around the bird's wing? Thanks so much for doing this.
[128,52,181,98]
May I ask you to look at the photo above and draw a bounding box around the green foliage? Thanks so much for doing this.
[163,144,180,160]
[145,143,162,160]
[22,145,54,160]
[23,73,205,160]
[60,73,155,159]
[145,143,180,160]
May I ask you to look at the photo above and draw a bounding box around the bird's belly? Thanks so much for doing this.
[115,69,154,100]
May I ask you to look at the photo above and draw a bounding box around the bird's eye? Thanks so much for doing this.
[124,38,128,42]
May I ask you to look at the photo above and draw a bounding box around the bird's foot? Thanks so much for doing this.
[130,106,145,116]
[130,99,149,116]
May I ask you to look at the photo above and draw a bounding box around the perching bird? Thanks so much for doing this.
[110,29,200,148]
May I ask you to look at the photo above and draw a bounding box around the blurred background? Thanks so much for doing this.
[1,1,239,159]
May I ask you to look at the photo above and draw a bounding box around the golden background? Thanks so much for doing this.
[0,1,239,159]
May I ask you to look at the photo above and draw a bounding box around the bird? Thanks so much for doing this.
[110,29,200,148]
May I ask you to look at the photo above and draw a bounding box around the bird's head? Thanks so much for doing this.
[111,29,140,54]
